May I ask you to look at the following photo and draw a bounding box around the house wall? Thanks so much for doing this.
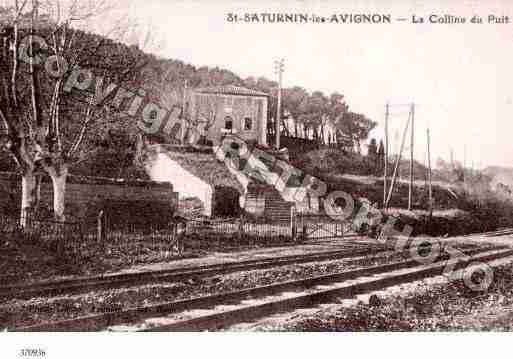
[192,93,268,146]
[144,152,214,216]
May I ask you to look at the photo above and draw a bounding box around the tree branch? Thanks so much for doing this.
[67,95,96,158]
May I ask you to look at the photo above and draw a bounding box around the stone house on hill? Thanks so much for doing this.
[191,86,269,146]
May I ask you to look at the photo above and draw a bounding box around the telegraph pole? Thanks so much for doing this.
[408,103,415,210]
[463,144,467,185]
[274,58,284,150]
[427,127,433,218]
[386,110,411,209]
[383,102,389,207]
[181,79,188,144]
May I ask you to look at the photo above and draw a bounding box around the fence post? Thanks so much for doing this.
[97,210,106,242]
[238,214,245,242]
[302,214,307,241]
[290,206,296,241]
[180,221,186,254]
[173,221,180,255]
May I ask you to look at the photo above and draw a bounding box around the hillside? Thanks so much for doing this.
[0,10,473,220]
[483,166,513,189]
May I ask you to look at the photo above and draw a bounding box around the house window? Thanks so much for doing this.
[225,116,233,131]
[244,117,253,131]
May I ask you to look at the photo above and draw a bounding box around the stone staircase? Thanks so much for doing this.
[246,184,293,222]
[264,187,293,222]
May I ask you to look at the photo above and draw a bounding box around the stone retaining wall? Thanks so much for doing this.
[0,172,178,225]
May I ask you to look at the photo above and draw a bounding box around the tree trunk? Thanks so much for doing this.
[20,170,37,228]
[48,165,68,222]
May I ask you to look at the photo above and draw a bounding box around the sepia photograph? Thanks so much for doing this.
[1,0,513,357]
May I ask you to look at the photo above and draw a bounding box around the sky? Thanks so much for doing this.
[122,0,513,168]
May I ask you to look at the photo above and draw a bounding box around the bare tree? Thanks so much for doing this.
[0,0,154,225]
[0,0,45,227]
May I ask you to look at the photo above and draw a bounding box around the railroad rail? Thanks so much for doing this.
[12,245,510,332]
[483,228,513,237]
[5,227,503,301]
[461,227,513,237]
[0,243,389,300]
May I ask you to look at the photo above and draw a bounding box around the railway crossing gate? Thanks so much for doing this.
[294,213,351,240]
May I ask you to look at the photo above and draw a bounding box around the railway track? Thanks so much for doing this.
[0,243,389,300]
[5,227,510,302]
[462,227,513,237]
[483,228,513,237]
[12,244,510,332]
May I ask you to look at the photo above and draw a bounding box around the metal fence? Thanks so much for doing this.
[0,215,184,257]
[0,211,352,258]
[183,213,352,243]
[184,216,294,241]
[295,214,352,240]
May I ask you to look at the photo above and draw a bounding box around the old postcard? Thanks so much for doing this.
[1,0,513,357]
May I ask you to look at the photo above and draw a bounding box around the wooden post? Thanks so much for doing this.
[427,127,433,218]
[385,110,411,208]
[463,144,467,186]
[238,214,245,241]
[173,221,178,254]
[274,59,284,150]
[383,102,389,207]
[290,206,296,241]
[302,215,307,241]
[408,103,415,210]
[181,79,188,144]
[179,220,186,254]
[97,210,105,242]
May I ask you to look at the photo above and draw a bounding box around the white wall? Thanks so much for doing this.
[145,152,213,216]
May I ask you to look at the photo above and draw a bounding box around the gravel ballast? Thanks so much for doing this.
[0,251,411,329]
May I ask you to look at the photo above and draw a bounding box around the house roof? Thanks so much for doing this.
[194,85,269,98]
[157,145,244,193]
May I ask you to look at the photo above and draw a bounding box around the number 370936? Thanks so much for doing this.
[19,348,46,358]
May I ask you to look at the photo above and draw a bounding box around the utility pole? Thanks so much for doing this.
[383,103,389,207]
[427,127,433,218]
[386,110,411,209]
[181,79,188,144]
[274,58,284,150]
[463,144,467,185]
[463,144,467,169]
[408,103,415,210]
